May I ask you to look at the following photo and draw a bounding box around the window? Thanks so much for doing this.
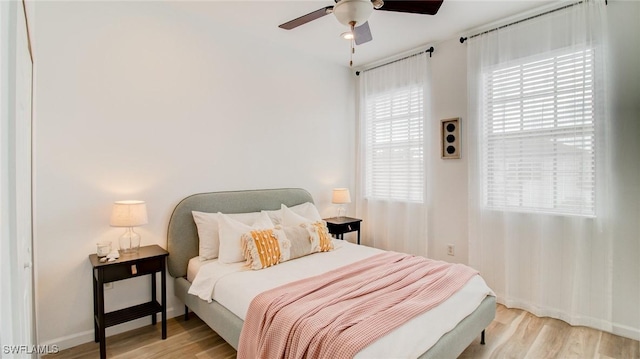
[363,84,424,202]
[482,48,596,216]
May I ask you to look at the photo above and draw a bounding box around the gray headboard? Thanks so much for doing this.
[166,188,314,278]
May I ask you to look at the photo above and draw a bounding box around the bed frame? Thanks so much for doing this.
[167,188,495,358]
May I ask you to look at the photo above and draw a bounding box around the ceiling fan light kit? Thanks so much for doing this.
[333,0,373,26]
[341,31,355,40]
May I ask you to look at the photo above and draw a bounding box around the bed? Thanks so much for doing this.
[167,188,496,358]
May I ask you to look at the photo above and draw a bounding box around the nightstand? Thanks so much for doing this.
[89,244,168,359]
[324,217,362,245]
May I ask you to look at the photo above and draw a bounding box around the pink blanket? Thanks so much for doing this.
[238,252,479,359]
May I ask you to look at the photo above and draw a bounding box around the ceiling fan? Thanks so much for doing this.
[278,0,445,45]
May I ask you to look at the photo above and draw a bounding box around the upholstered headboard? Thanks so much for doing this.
[166,188,314,278]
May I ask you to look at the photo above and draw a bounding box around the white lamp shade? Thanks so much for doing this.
[332,188,352,204]
[333,0,373,26]
[110,200,148,227]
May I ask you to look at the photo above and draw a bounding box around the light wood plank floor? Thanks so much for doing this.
[460,305,639,359]
[45,305,639,359]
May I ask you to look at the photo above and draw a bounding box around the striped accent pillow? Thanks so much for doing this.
[241,229,291,270]
[304,221,334,252]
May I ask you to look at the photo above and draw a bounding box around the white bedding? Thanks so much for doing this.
[188,240,494,358]
[187,256,214,283]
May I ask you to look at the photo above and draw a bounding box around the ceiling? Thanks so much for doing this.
[169,0,560,68]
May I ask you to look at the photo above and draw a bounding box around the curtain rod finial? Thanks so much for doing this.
[460,37,467,44]
[426,46,434,58]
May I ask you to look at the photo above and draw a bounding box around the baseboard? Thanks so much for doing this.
[39,306,180,351]
[613,323,640,341]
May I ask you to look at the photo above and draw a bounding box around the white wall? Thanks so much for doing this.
[427,38,469,264]
[424,1,640,339]
[605,0,640,340]
[33,1,355,349]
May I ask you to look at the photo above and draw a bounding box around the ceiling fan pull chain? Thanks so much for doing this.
[350,39,354,67]
[350,22,355,67]
[349,21,356,67]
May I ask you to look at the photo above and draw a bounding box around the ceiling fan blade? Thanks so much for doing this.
[354,22,373,45]
[279,6,334,30]
[377,0,444,15]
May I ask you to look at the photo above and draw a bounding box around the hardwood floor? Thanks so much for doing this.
[461,305,639,359]
[45,305,639,359]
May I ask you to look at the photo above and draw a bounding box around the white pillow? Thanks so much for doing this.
[281,204,322,226]
[192,211,265,260]
[268,202,322,225]
[295,202,323,221]
[218,212,274,264]
[262,202,321,225]
[261,208,282,224]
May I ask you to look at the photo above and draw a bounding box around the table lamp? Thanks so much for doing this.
[110,200,148,254]
[332,188,351,218]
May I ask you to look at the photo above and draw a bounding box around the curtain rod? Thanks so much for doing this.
[459,0,603,44]
[355,46,434,76]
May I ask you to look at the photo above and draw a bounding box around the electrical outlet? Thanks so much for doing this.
[104,282,113,290]
[447,244,455,256]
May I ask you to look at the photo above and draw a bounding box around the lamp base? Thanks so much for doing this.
[337,206,347,218]
[119,227,141,254]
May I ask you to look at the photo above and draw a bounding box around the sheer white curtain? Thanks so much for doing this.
[356,53,431,256]
[467,0,612,330]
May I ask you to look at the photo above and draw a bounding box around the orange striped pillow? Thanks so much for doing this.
[241,229,291,270]
[303,221,334,252]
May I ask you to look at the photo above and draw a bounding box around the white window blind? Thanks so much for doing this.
[482,48,596,216]
[364,85,424,202]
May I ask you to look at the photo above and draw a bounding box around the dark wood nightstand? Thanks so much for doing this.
[324,217,362,245]
[89,244,168,359]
